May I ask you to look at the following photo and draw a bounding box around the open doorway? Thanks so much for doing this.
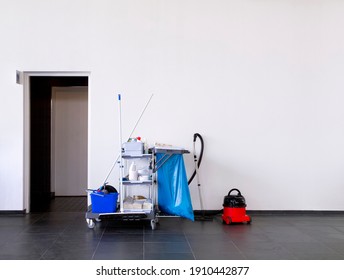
[28,75,88,212]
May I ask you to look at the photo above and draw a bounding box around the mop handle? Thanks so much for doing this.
[102,93,154,186]
[127,94,153,142]
[118,94,123,145]
[118,94,124,212]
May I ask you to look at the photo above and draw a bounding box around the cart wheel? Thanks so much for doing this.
[86,218,95,229]
[95,218,101,222]
[154,217,159,224]
[150,219,157,230]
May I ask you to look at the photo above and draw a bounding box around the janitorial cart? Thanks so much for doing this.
[85,94,159,230]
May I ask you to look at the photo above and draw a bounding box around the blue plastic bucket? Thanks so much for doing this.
[90,192,118,213]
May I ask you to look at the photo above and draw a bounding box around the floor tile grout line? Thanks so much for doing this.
[39,214,81,260]
[142,224,145,260]
[91,221,107,260]
[226,238,247,260]
[39,230,66,260]
[183,229,196,260]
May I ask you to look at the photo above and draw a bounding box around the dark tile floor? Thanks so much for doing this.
[1,209,344,260]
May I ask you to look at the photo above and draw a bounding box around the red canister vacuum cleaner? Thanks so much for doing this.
[222,188,251,225]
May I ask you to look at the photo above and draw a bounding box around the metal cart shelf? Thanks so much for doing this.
[85,152,159,230]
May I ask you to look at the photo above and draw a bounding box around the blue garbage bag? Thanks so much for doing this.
[156,153,194,221]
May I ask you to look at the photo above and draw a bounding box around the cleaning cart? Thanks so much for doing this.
[85,146,192,229]
[85,94,159,230]
[85,151,159,230]
[85,94,194,229]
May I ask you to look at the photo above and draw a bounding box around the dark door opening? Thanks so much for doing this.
[30,76,88,212]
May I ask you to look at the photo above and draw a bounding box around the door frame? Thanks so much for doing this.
[23,71,90,213]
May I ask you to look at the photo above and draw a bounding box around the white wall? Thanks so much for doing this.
[1,0,344,211]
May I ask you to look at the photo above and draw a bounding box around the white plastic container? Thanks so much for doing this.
[129,161,138,181]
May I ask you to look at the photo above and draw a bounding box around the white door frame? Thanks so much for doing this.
[23,71,90,213]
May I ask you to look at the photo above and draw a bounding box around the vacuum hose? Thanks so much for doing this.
[188,133,204,185]
[188,133,223,216]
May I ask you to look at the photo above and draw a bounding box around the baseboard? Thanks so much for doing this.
[194,209,344,216]
[54,195,87,197]
[0,210,26,215]
[247,210,344,215]
[194,210,222,216]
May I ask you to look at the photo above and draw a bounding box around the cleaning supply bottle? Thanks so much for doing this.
[129,161,138,181]
[142,138,148,154]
